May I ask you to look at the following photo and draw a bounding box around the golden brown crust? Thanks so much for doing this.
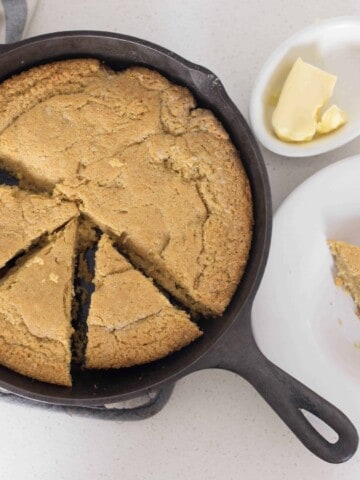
[160,85,196,134]
[85,235,201,369]
[328,240,360,311]
[0,219,78,386]
[0,60,253,317]
[0,59,103,133]
[86,310,202,369]
[0,63,165,189]
[0,319,71,386]
[126,66,171,91]
[0,185,78,270]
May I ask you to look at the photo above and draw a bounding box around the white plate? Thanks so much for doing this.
[252,155,360,428]
[250,17,360,157]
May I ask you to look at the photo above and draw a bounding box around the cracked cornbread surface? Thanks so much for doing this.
[0,59,252,316]
[0,59,253,383]
[0,185,78,270]
[86,235,201,369]
[0,219,77,386]
[329,240,360,313]
[57,130,252,315]
[0,60,165,189]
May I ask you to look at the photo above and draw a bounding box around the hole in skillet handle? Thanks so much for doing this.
[300,409,339,444]
[282,380,359,463]
[251,354,358,462]
[196,314,359,463]
[245,353,358,463]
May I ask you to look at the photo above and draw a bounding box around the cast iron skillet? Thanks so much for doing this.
[0,31,357,463]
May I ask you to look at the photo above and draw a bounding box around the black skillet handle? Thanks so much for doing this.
[195,307,358,463]
[0,44,13,52]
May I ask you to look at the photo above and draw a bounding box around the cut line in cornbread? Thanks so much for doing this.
[0,184,78,270]
[85,235,202,369]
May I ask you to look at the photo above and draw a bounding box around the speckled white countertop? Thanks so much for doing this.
[1,1,360,478]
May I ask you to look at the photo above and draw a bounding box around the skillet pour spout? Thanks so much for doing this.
[0,31,357,463]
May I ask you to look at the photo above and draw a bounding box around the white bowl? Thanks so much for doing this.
[250,17,360,157]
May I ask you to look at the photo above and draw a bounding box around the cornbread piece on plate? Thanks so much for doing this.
[0,185,78,270]
[329,240,360,312]
[86,235,202,369]
[0,219,78,386]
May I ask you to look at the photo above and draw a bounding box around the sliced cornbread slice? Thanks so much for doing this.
[328,240,360,311]
[0,185,78,270]
[85,235,202,369]
[0,219,78,386]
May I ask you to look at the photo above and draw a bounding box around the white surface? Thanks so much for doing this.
[253,156,360,428]
[250,17,360,157]
[1,1,360,479]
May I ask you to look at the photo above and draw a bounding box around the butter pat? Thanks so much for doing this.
[317,105,347,134]
[272,58,343,142]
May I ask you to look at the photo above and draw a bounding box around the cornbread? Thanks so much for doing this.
[0,58,253,384]
[329,240,360,312]
[0,59,252,316]
[0,60,164,189]
[0,219,77,386]
[0,184,78,270]
[86,235,202,369]
[58,131,252,315]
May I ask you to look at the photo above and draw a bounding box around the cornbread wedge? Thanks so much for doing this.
[0,219,78,386]
[86,235,202,369]
[328,240,360,312]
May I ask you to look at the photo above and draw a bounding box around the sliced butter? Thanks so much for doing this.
[272,58,337,142]
[317,105,347,134]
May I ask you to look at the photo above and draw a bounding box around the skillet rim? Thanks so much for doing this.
[0,30,272,405]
